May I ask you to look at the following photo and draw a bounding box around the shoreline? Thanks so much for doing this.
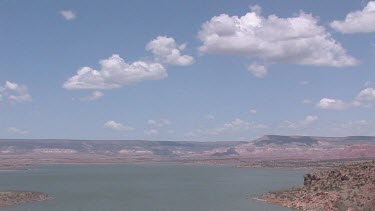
[257,160,375,211]
[2,160,373,210]
[0,157,370,171]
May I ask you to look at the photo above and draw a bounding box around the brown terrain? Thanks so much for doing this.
[259,161,375,211]
[0,135,374,208]
[0,135,375,169]
[0,191,51,207]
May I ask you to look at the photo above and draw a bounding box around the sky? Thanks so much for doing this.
[1,0,375,141]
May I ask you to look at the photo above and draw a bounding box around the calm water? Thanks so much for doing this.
[0,164,306,211]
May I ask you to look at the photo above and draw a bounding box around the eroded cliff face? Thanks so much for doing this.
[1,136,375,164]
[0,191,52,207]
[260,161,375,211]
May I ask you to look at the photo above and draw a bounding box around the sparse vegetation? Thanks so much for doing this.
[0,191,51,207]
[259,161,375,211]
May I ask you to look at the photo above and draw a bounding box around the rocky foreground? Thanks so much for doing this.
[260,161,375,211]
[0,191,51,207]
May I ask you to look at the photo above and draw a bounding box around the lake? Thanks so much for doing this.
[0,164,306,211]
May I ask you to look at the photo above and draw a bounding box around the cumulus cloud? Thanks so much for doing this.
[0,81,32,104]
[63,54,167,90]
[303,115,318,124]
[331,1,375,33]
[198,6,358,67]
[104,120,134,132]
[146,36,194,66]
[147,118,171,127]
[356,87,375,101]
[59,10,76,21]
[64,36,193,90]
[317,87,375,110]
[250,109,257,114]
[6,127,29,134]
[80,91,104,101]
[247,63,267,78]
[316,98,348,110]
[355,87,375,107]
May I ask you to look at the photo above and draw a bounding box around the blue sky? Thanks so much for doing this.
[1,0,375,141]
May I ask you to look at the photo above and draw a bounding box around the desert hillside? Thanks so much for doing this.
[260,161,375,211]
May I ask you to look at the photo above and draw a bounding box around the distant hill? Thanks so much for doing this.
[0,135,375,165]
[253,135,375,146]
[253,135,319,146]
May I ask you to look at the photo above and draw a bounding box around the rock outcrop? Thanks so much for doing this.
[0,191,51,207]
[260,161,375,211]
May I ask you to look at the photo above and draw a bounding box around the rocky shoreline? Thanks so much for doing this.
[0,191,52,207]
[259,161,375,211]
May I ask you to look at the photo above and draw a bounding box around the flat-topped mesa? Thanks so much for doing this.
[259,161,375,211]
[0,191,52,207]
[253,135,319,146]
[1,136,375,165]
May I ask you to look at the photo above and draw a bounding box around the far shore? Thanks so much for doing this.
[0,157,371,172]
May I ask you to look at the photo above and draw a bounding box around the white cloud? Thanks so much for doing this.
[249,5,262,15]
[80,91,104,101]
[144,129,159,136]
[147,118,171,127]
[6,127,29,134]
[59,10,76,21]
[146,36,194,66]
[356,87,375,101]
[247,63,267,78]
[205,114,216,120]
[185,118,267,138]
[206,118,267,135]
[104,120,134,132]
[0,81,32,104]
[63,54,167,90]
[316,98,348,110]
[317,87,375,110]
[355,87,375,107]
[331,1,375,33]
[198,7,358,67]
[302,115,318,125]
[279,115,318,129]
[250,109,257,114]
[64,36,194,90]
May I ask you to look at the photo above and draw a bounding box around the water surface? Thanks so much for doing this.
[0,164,305,211]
